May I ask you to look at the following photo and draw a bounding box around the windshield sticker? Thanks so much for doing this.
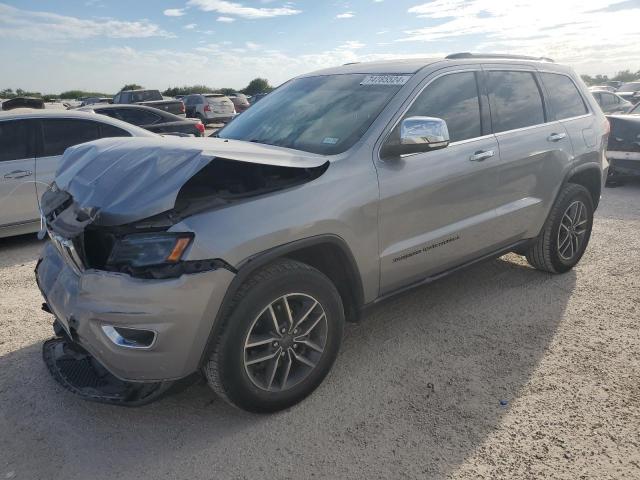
[361,75,411,86]
[322,137,339,145]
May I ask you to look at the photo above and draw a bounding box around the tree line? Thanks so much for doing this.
[580,69,640,86]
[0,78,273,101]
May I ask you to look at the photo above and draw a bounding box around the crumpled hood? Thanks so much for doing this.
[53,136,327,227]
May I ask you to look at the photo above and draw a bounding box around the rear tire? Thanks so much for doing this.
[525,183,594,273]
[203,259,344,413]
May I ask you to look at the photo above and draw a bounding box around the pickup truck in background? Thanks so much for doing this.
[113,89,185,117]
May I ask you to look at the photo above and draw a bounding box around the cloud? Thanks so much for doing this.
[0,3,173,40]
[246,41,261,50]
[187,0,301,19]
[336,12,355,19]
[184,23,197,29]
[163,8,186,16]
[216,16,235,22]
[400,0,640,69]
[26,39,445,93]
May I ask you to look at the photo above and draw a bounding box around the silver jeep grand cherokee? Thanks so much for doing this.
[37,54,608,412]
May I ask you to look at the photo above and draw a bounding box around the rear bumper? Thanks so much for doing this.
[202,113,234,124]
[607,151,640,176]
[36,242,235,382]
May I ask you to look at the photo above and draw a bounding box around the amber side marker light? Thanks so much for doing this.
[167,237,192,262]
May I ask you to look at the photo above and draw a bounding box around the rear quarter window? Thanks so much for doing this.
[540,73,588,120]
[100,123,132,138]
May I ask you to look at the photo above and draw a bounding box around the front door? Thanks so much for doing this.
[376,70,502,294]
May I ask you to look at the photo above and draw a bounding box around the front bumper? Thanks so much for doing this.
[36,242,235,382]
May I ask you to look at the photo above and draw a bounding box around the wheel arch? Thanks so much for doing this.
[198,235,365,367]
[565,163,602,209]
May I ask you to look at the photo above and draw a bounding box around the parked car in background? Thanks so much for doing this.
[1,97,45,110]
[606,113,640,184]
[184,93,235,125]
[37,54,607,412]
[250,92,269,104]
[0,109,155,238]
[79,104,205,137]
[228,93,250,113]
[589,85,616,93]
[606,80,622,90]
[616,81,640,104]
[79,97,113,107]
[591,90,633,114]
[113,89,185,117]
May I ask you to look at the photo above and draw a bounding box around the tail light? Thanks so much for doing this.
[204,104,211,112]
[195,122,205,135]
[179,101,185,113]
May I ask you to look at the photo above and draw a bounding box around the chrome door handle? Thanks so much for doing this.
[3,170,33,180]
[469,150,495,162]
[547,132,567,142]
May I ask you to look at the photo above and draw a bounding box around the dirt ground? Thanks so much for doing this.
[0,182,639,480]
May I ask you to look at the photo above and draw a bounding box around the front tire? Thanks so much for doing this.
[203,259,344,413]
[525,183,594,273]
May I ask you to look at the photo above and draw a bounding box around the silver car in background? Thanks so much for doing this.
[0,109,155,238]
[36,54,608,412]
[184,93,236,125]
[591,89,633,114]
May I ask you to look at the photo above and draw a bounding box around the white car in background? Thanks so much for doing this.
[0,109,155,238]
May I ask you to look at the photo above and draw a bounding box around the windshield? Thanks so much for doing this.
[217,74,408,155]
[618,82,640,92]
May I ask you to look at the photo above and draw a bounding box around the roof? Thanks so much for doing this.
[0,108,157,137]
[302,54,570,78]
[303,58,442,76]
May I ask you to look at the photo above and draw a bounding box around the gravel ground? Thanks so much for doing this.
[1,182,639,480]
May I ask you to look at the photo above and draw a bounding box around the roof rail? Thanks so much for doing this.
[445,52,554,63]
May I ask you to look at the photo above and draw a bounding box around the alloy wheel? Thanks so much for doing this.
[243,293,328,392]
[557,200,588,261]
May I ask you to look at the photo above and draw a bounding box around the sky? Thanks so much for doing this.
[0,0,639,93]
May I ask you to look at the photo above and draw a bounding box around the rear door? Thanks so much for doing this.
[377,69,502,293]
[484,67,574,240]
[0,119,38,227]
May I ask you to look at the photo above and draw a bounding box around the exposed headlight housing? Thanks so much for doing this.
[107,232,194,269]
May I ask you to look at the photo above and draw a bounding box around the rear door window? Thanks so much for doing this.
[540,73,588,120]
[486,71,545,133]
[41,119,101,157]
[0,120,31,162]
[402,71,482,142]
[115,108,161,126]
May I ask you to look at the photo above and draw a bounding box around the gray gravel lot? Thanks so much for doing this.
[1,182,639,480]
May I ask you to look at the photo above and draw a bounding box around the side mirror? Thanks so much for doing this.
[382,116,450,157]
[401,116,450,148]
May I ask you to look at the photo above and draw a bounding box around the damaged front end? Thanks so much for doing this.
[37,136,329,405]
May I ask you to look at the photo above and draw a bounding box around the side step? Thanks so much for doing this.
[42,336,173,406]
